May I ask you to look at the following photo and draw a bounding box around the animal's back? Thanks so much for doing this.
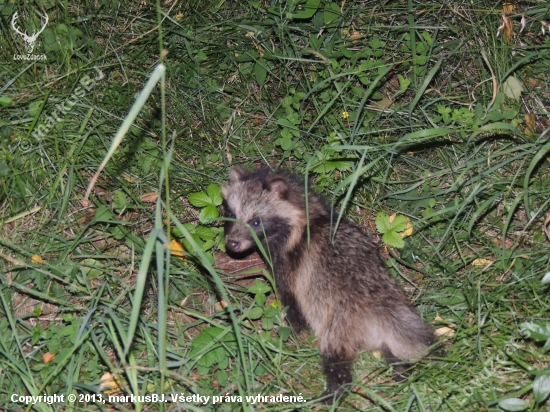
[290,220,434,361]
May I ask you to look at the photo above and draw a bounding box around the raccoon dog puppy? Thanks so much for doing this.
[222,167,434,400]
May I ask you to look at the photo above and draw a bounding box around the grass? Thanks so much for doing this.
[1,0,550,411]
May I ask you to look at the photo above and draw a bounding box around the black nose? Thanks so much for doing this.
[227,239,240,252]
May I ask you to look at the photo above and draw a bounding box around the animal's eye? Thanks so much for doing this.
[226,210,236,219]
[251,219,260,227]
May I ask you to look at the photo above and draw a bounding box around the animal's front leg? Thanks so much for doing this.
[320,353,353,403]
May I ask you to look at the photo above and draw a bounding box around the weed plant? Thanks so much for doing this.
[1,0,549,411]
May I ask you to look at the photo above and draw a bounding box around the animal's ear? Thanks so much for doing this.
[228,167,251,184]
[267,176,288,199]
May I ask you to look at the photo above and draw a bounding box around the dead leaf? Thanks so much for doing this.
[120,173,136,183]
[435,326,455,337]
[525,113,536,135]
[372,96,393,109]
[43,352,55,363]
[350,30,361,44]
[472,258,493,267]
[497,15,514,43]
[140,192,158,203]
[215,300,228,312]
[503,2,514,14]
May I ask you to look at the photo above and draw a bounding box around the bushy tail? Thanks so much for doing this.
[385,308,435,361]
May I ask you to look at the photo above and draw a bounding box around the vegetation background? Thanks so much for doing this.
[1,0,549,410]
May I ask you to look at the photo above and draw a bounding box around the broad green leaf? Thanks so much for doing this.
[502,76,524,101]
[217,370,228,385]
[520,322,550,341]
[375,212,391,234]
[369,37,382,49]
[323,2,340,25]
[254,58,267,85]
[533,369,550,403]
[388,215,408,232]
[248,279,271,295]
[0,96,11,107]
[397,74,410,90]
[188,191,212,207]
[290,0,321,19]
[261,317,274,330]
[93,205,119,224]
[382,231,404,248]
[29,101,42,118]
[194,226,217,240]
[277,118,297,128]
[206,184,223,206]
[255,293,266,306]
[199,205,219,223]
[276,134,293,150]
[247,307,264,320]
[112,189,127,210]
[399,127,455,143]
[196,50,207,62]
[497,398,528,411]
[264,304,279,318]
[470,122,519,140]
[278,326,291,341]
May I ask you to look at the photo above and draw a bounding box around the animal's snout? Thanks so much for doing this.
[226,238,242,252]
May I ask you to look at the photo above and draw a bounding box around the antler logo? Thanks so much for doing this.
[11,11,49,55]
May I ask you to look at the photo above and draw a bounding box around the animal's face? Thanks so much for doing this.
[221,167,292,254]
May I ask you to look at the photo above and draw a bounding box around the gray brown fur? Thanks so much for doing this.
[222,167,434,400]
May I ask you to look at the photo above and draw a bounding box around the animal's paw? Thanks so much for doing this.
[319,386,345,405]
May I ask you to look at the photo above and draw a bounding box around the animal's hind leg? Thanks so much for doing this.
[320,353,353,403]
[382,345,410,381]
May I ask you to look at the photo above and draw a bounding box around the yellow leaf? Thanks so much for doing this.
[43,352,55,363]
[31,254,45,264]
[401,218,413,238]
[99,372,121,394]
[167,240,186,259]
[472,258,493,266]
[371,350,382,359]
